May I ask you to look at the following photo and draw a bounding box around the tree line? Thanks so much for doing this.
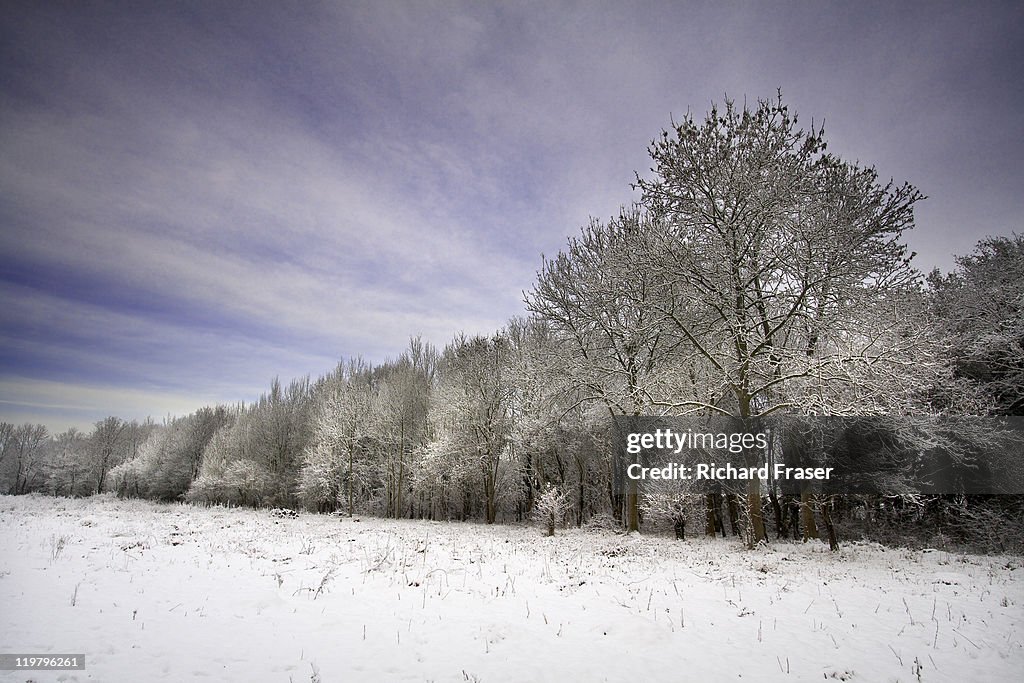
[2,94,1021,551]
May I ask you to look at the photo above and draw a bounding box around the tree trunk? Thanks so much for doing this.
[738,402,767,546]
[705,492,719,536]
[626,479,640,532]
[13,459,23,495]
[787,495,801,540]
[96,460,108,495]
[347,444,354,516]
[483,458,498,524]
[821,498,840,551]
[395,451,404,519]
[577,478,584,527]
[726,493,741,536]
[746,479,767,547]
[394,419,405,519]
[523,456,535,519]
[800,487,819,541]
[576,457,585,527]
[611,492,624,522]
[768,486,785,539]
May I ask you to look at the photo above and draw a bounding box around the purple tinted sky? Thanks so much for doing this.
[1,0,1021,431]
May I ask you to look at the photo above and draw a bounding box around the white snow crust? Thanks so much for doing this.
[1,495,1021,682]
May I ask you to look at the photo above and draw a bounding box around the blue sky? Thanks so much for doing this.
[1,0,1021,431]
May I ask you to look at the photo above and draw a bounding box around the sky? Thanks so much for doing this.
[1,0,1021,432]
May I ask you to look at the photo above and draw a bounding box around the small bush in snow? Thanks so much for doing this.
[640,487,691,539]
[584,512,623,533]
[534,484,569,536]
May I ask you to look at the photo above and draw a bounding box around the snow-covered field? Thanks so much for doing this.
[0,495,1021,682]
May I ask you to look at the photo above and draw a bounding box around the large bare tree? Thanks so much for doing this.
[634,94,927,544]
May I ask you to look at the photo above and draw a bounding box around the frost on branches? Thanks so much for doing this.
[534,484,569,536]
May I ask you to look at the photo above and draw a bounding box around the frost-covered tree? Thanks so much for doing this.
[505,317,574,521]
[256,377,312,502]
[534,483,569,536]
[189,377,311,507]
[188,414,271,507]
[426,334,516,524]
[44,428,88,496]
[929,234,1024,415]
[0,422,15,491]
[0,422,48,494]
[88,416,129,495]
[633,94,927,545]
[298,359,376,514]
[107,427,162,499]
[373,339,436,518]
[109,407,228,500]
[527,206,679,532]
[641,480,698,540]
[410,431,476,521]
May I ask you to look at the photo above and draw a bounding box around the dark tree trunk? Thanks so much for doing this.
[705,492,719,537]
[801,486,819,541]
[726,493,741,536]
[821,498,840,551]
[787,496,801,540]
[611,492,624,522]
[626,481,640,533]
[769,486,785,538]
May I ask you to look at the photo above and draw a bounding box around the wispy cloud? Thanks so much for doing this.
[1,0,1020,431]
[0,376,234,433]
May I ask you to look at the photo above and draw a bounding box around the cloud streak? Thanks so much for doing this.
[1,0,1020,430]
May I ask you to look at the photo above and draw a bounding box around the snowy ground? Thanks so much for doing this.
[0,495,1021,682]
